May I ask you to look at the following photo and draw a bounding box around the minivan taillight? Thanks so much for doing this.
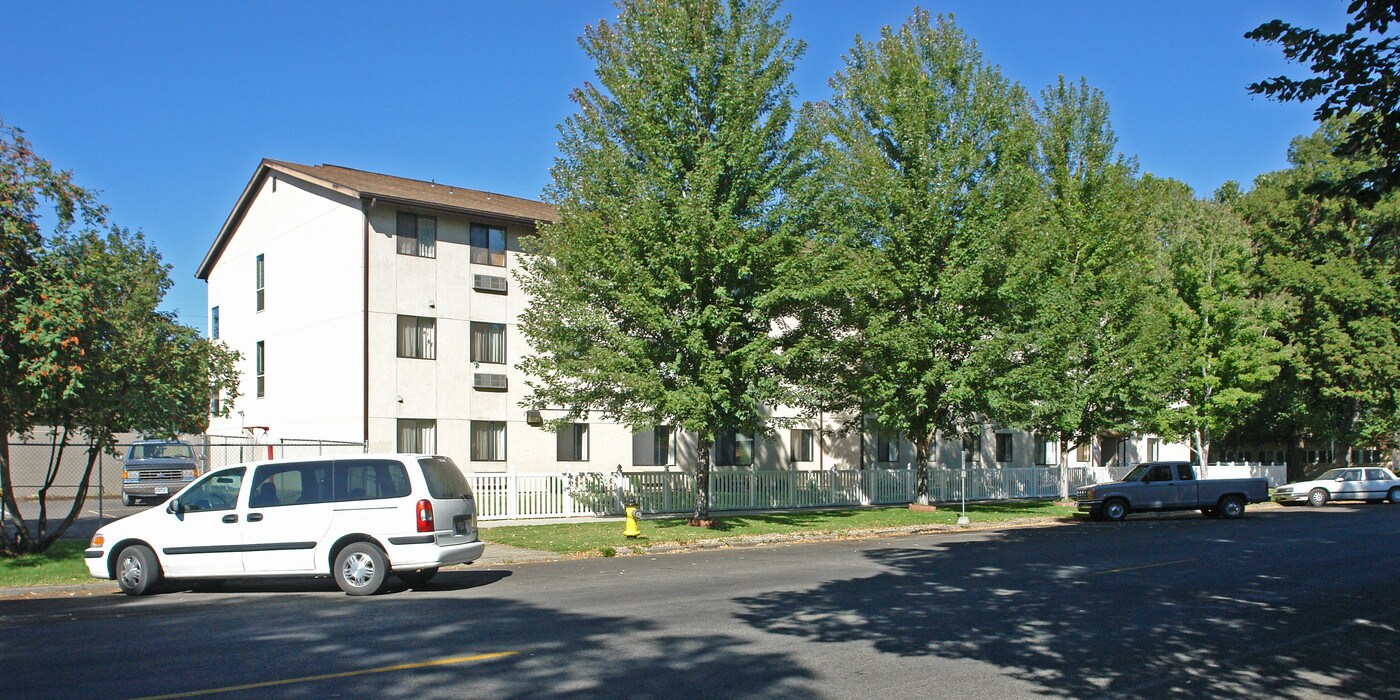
[416,499,434,533]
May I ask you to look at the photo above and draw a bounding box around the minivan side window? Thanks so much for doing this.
[334,459,411,501]
[179,468,245,512]
[249,462,332,508]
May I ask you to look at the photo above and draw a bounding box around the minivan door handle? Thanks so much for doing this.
[222,514,238,524]
[247,513,264,522]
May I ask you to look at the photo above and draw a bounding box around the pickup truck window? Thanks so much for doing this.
[1176,464,1195,480]
[1145,465,1173,482]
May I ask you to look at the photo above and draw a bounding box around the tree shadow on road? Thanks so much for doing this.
[5,588,816,699]
[734,513,1400,698]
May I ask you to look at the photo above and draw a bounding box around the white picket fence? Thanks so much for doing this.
[467,462,1290,521]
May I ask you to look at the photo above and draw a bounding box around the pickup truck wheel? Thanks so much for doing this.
[121,494,134,507]
[1308,489,1329,507]
[1102,499,1128,522]
[1218,495,1246,519]
[1388,487,1400,505]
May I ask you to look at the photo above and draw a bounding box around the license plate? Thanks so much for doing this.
[154,487,169,495]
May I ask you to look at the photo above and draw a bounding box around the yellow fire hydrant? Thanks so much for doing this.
[623,498,642,538]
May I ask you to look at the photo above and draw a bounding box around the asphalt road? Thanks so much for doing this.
[3,505,1399,699]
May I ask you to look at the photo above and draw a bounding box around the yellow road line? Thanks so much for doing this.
[135,651,518,699]
[1093,558,1198,575]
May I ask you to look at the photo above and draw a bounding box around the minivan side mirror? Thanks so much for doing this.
[167,499,185,516]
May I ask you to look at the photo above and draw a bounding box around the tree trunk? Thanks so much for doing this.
[38,439,102,551]
[915,434,931,506]
[692,436,712,522]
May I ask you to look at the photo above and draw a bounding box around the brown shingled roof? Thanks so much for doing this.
[266,160,557,224]
[197,159,556,280]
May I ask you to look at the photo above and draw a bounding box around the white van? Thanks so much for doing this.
[85,454,484,596]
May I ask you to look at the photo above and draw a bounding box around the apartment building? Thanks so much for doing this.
[198,160,1184,473]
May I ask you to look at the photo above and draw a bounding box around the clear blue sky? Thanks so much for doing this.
[1,1,1350,332]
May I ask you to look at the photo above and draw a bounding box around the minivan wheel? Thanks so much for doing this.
[1308,489,1329,507]
[397,568,439,587]
[334,543,388,596]
[116,545,161,596]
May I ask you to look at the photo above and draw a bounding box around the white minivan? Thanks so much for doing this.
[85,454,484,596]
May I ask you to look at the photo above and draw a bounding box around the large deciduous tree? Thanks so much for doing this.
[1247,0,1400,200]
[1147,176,1283,467]
[990,77,1170,474]
[798,11,1036,501]
[1,121,241,555]
[1231,121,1400,476]
[516,0,808,521]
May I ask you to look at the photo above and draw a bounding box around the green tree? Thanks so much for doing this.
[1231,121,1400,475]
[516,0,807,521]
[1,121,242,555]
[990,77,1170,471]
[1147,175,1283,466]
[1247,0,1400,200]
[798,11,1035,501]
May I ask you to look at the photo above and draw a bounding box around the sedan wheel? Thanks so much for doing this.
[1388,488,1400,505]
[1308,489,1329,507]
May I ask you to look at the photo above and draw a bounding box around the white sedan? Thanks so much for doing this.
[1272,466,1400,507]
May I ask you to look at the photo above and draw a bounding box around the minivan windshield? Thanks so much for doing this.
[419,457,472,499]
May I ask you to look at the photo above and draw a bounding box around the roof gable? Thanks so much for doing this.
[196,159,557,280]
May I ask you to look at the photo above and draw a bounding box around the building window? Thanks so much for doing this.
[397,212,437,258]
[557,423,589,462]
[397,419,436,453]
[715,430,754,467]
[470,223,506,266]
[1146,437,1161,462]
[255,254,265,311]
[471,421,506,461]
[1076,442,1090,463]
[397,315,437,360]
[255,340,265,398]
[962,433,982,466]
[875,429,899,463]
[211,306,220,340]
[996,433,1013,464]
[1035,436,1053,466]
[470,322,506,364]
[791,429,815,463]
[633,426,671,466]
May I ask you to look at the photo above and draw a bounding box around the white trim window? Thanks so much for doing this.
[397,212,436,258]
[255,340,265,398]
[633,426,671,466]
[470,322,506,364]
[255,253,265,311]
[715,430,754,467]
[876,429,899,464]
[470,223,506,266]
[791,429,815,463]
[397,419,436,453]
[397,315,436,360]
[472,420,506,462]
[995,433,1013,464]
[557,423,589,462]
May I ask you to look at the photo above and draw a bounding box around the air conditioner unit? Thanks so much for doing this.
[473,274,508,293]
[473,373,508,390]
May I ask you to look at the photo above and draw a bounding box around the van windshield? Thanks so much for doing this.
[129,443,195,460]
[419,457,472,499]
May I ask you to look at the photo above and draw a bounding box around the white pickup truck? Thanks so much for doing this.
[1075,461,1269,522]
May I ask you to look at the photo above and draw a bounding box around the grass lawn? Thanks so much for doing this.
[480,501,1075,555]
[0,540,94,589]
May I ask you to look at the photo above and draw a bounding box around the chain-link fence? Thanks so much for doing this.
[3,434,366,540]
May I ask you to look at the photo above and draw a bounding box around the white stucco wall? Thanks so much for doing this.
[205,175,365,442]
